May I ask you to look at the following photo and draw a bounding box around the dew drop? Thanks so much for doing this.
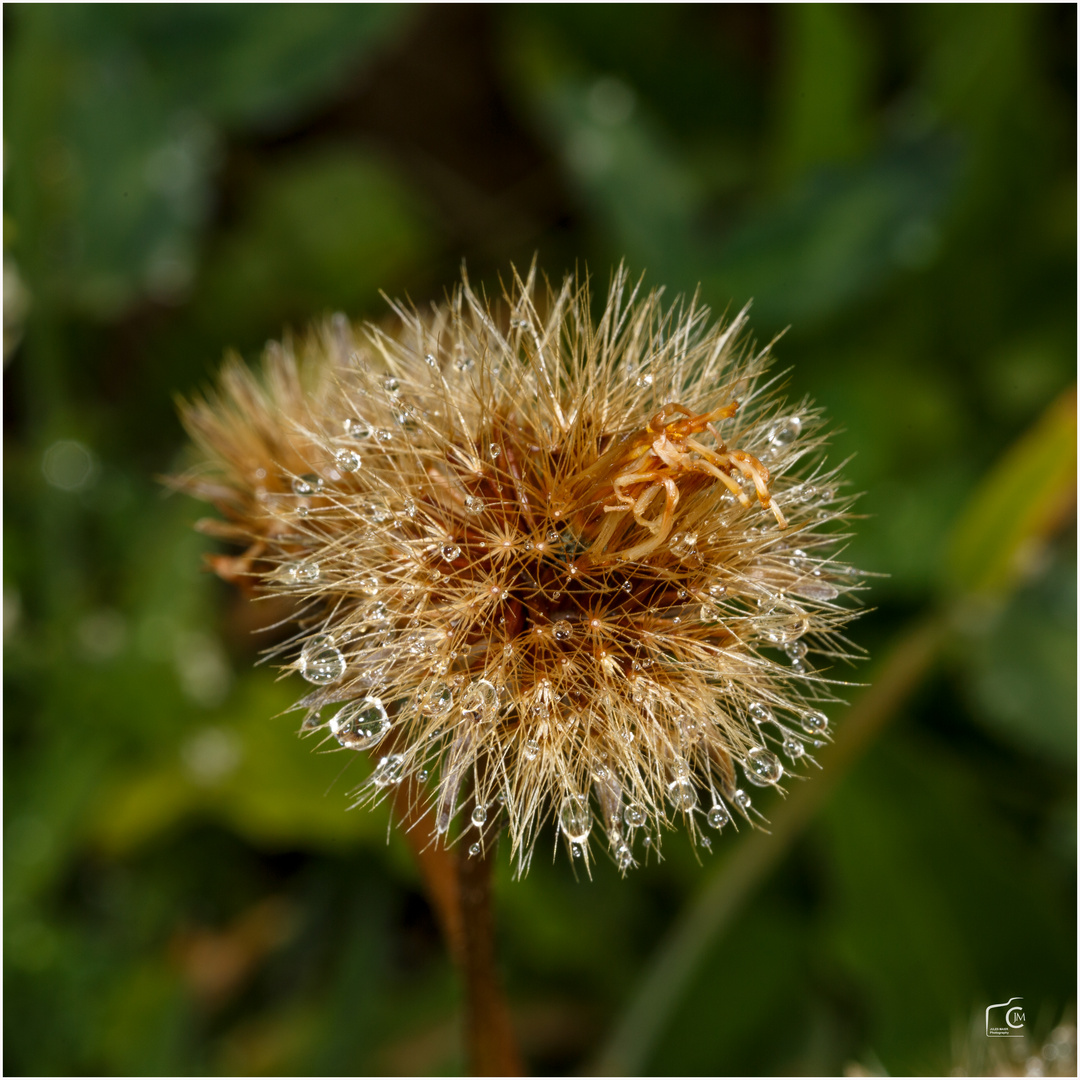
[468,842,481,856]
[734,789,752,810]
[636,372,654,388]
[572,844,583,858]
[620,579,633,593]
[335,448,361,473]
[489,443,501,459]
[553,620,572,642]
[745,747,784,786]
[382,375,400,396]
[471,804,488,827]
[667,777,698,811]
[454,352,475,373]
[359,575,379,596]
[464,496,485,515]
[424,352,439,369]
[423,685,453,715]
[783,735,805,759]
[330,697,390,750]
[768,416,802,447]
[376,429,393,443]
[524,739,539,761]
[441,543,462,562]
[748,701,775,725]
[707,803,731,829]
[616,844,633,871]
[292,473,323,497]
[784,640,808,662]
[288,560,320,584]
[642,835,651,847]
[461,678,498,721]
[372,753,405,787]
[344,418,371,438]
[418,769,429,782]
[559,795,592,842]
[668,531,698,560]
[368,602,389,623]
[801,710,829,735]
[403,497,417,518]
[299,636,346,685]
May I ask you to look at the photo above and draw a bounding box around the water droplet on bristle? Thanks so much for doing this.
[623,803,646,827]
[707,803,730,829]
[344,418,371,438]
[335,449,361,473]
[667,777,698,811]
[441,543,462,562]
[553,620,572,641]
[748,702,775,725]
[616,844,633,870]
[382,375,400,396]
[734,789,752,810]
[422,685,453,715]
[801,710,829,735]
[524,739,539,760]
[668,531,698,560]
[768,416,802,447]
[330,697,390,749]
[461,678,498,721]
[471,804,488,827]
[784,640,808,662]
[559,795,592,842]
[288,560,320,584]
[292,473,323,496]
[464,496,485,515]
[372,754,404,787]
[745,747,784,786]
[468,842,481,856]
[783,735,806,759]
[299,636,346,685]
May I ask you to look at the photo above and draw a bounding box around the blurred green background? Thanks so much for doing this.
[4,6,1075,1076]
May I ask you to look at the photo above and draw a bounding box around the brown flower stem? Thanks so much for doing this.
[588,615,948,1077]
[458,826,525,1077]
[392,779,464,966]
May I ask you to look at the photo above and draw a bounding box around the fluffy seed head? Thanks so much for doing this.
[178,263,864,875]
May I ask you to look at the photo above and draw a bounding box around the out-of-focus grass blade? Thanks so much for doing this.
[946,386,1076,596]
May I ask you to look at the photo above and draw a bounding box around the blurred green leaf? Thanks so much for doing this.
[946,387,1076,595]
[89,673,390,855]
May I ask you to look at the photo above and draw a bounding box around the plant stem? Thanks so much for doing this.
[458,828,524,1076]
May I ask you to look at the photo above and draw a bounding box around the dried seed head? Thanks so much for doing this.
[177,263,865,876]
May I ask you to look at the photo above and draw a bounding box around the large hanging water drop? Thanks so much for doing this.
[559,795,592,842]
[330,697,390,750]
[299,636,346,685]
[707,803,731,829]
[623,803,646,828]
[745,747,784,786]
[667,777,698,811]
